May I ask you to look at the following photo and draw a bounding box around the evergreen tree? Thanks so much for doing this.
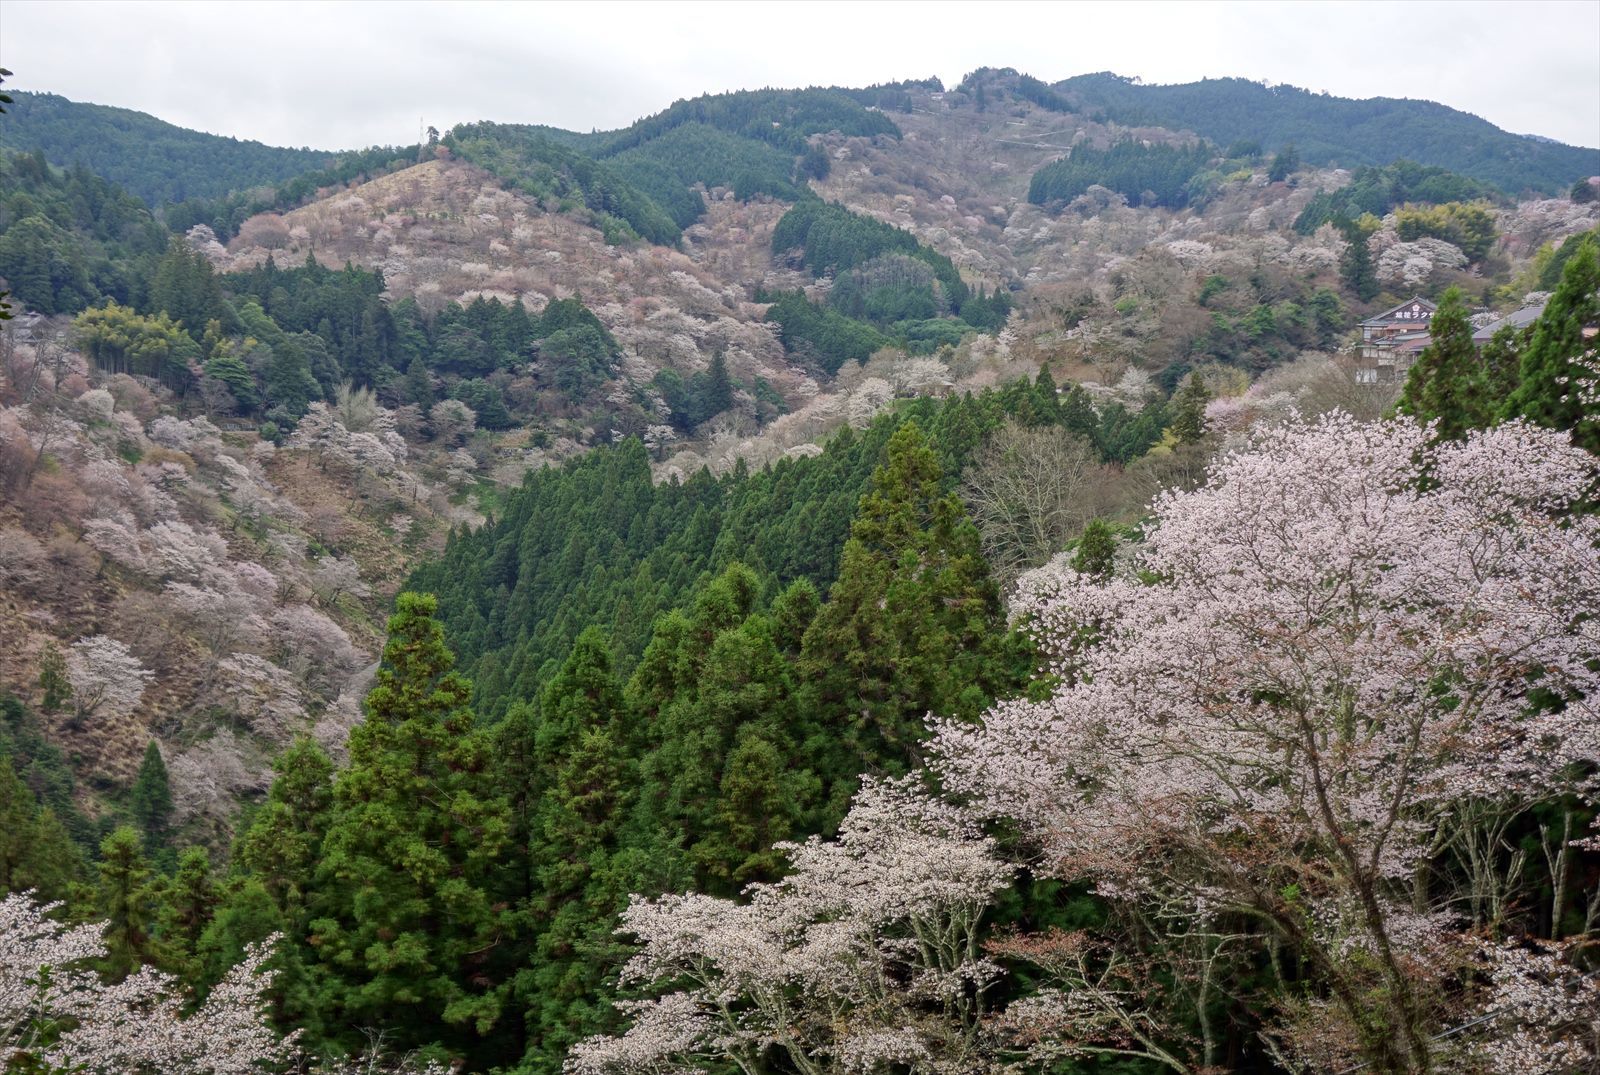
[157,846,217,978]
[309,593,510,1059]
[96,825,165,979]
[1480,323,1526,403]
[704,350,735,419]
[1503,238,1600,452]
[798,422,1010,789]
[1071,519,1118,579]
[1397,286,1491,439]
[129,739,173,852]
[234,737,334,914]
[512,627,633,1074]
[1169,373,1211,444]
[1338,216,1380,302]
[0,761,78,897]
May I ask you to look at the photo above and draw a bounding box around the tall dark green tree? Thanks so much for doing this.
[510,627,634,1075]
[96,825,166,979]
[310,593,510,1058]
[1338,216,1380,302]
[798,421,1011,790]
[1169,373,1211,444]
[1397,286,1491,439]
[1502,238,1600,452]
[129,739,173,851]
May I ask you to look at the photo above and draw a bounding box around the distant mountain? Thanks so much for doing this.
[1046,72,1599,195]
[0,91,334,205]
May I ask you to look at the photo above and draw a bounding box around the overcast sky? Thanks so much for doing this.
[2,0,1597,151]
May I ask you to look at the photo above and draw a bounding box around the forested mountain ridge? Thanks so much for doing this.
[1042,69,1600,194]
[0,90,334,205]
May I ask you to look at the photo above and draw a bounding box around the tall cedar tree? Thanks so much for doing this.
[1169,373,1212,444]
[512,627,634,1075]
[798,421,1010,790]
[310,593,510,1059]
[630,566,814,891]
[129,739,173,851]
[96,825,166,979]
[207,736,337,1039]
[1397,286,1491,439]
[1503,237,1600,451]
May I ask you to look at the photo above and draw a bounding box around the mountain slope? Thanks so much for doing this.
[1046,71,1599,194]
[0,91,333,204]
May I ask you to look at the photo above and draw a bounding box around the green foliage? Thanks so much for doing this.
[607,122,801,227]
[74,301,200,391]
[0,90,330,205]
[447,121,682,247]
[594,86,900,158]
[798,422,1012,780]
[773,199,970,310]
[0,756,82,900]
[1028,140,1215,209]
[1393,201,1499,262]
[0,694,101,856]
[165,143,421,241]
[1056,72,1597,195]
[652,351,734,432]
[1071,519,1118,578]
[1502,238,1600,451]
[1397,287,1490,439]
[96,825,165,979]
[1295,159,1498,234]
[37,644,70,715]
[129,740,173,852]
[310,593,510,1057]
[1169,373,1211,444]
[1538,226,1600,291]
[149,237,228,336]
[1337,216,1381,302]
[760,289,889,374]
[1267,143,1300,182]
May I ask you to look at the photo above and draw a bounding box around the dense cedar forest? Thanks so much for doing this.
[0,91,333,205]
[2,60,1600,1075]
[1048,71,1600,194]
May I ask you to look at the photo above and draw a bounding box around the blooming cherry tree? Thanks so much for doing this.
[65,635,152,727]
[570,781,1009,1075]
[933,415,1600,1071]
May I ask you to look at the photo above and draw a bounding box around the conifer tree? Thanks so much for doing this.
[1480,323,1527,403]
[1503,238,1600,451]
[129,739,173,852]
[1169,373,1211,444]
[1071,519,1118,579]
[513,627,634,1075]
[1398,287,1491,439]
[157,846,217,978]
[1338,216,1380,302]
[0,762,79,898]
[234,736,334,914]
[798,422,1009,785]
[97,825,165,979]
[310,593,510,1056]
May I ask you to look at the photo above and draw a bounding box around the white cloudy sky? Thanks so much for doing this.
[2,0,1597,150]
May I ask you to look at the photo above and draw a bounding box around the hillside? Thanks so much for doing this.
[0,91,334,204]
[1045,70,1600,194]
[3,67,1600,1075]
